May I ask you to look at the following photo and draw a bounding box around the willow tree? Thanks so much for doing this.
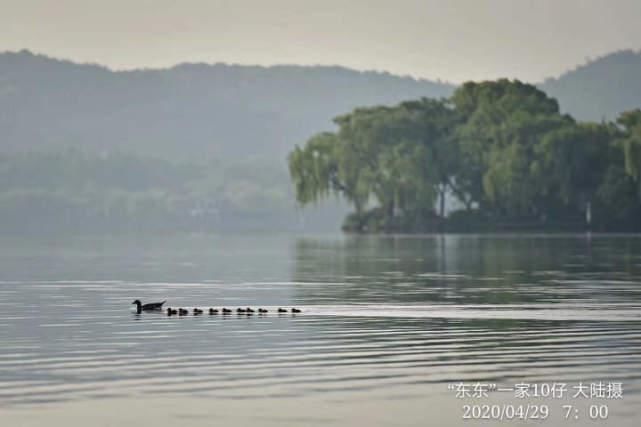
[334,102,451,222]
[395,98,461,216]
[289,99,458,230]
[289,79,641,232]
[288,132,366,213]
[618,109,641,199]
[535,122,615,221]
[452,79,569,217]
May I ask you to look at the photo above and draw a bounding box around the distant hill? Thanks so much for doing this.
[2,49,640,160]
[540,49,641,121]
[0,50,454,161]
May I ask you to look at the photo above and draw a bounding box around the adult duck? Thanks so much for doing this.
[291,308,302,314]
[209,308,219,315]
[132,299,166,314]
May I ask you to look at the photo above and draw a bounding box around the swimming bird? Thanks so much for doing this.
[178,308,189,316]
[246,307,255,313]
[258,308,268,314]
[291,308,302,314]
[237,308,247,314]
[209,308,219,315]
[132,299,166,314]
[278,308,288,313]
[167,307,178,316]
[222,308,232,314]
[193,308,203,315]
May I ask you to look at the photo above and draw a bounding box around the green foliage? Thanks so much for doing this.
[536,122,616,208]
[289,80,641,232]
[289,98,459,231]
[594,164,641,228]
[618,109,641,198]
[452,80,568,215]
[288,132,346,205]
[0,149,296,233]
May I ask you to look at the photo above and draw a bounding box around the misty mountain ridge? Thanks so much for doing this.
[540,49,641,121]
[2,49,641,161]
[0,49,454,162]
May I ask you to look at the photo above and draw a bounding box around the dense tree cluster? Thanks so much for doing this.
[289,80,641,232]
[0,150,294,233]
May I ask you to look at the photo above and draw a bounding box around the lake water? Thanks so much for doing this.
[1,233,640,426]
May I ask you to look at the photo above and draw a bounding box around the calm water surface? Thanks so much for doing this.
[0,234,640,426]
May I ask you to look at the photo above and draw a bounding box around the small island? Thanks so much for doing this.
[288,80,641,233]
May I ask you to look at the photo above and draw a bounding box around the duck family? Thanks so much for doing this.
[133,300,301,317]
[166,306,299,316]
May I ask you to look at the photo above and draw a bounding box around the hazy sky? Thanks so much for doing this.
[2,0,641,82]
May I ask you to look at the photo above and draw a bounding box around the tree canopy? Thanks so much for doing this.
[289,80,641,232]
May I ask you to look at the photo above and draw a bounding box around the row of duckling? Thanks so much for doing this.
[166,307,301,316]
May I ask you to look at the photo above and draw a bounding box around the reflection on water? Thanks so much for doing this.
[0,234,640,425]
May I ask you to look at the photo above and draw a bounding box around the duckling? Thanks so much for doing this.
[291,308,302,314]
[258,308,268,314]
[278,308,288,313]
[193,308,203,315]
[209,308,219,315]
[237,308,247,314]
[178,308,189,316]
[246,307,255,313]
[167,307,178,316]
[222,308,232,314]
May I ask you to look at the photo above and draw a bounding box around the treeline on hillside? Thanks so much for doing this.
[0,150,296,233]
[288,80,641,232]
